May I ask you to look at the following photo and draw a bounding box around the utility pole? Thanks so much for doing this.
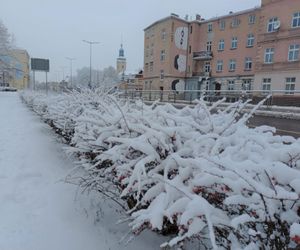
[82,40,100,89]
[66,57,75,88]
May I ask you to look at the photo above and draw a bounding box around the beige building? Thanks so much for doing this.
[0,49,30,89]
[143,0,300,103]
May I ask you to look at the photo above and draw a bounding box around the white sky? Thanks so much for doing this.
[1,0,260,81]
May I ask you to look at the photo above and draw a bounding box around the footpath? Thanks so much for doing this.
[0,92,162,250]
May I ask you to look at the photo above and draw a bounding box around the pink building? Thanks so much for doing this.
[143,0,300,104]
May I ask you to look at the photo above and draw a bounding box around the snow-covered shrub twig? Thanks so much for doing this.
[20,90,300,249]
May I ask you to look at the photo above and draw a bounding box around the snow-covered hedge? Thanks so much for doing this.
[21,90,300,249]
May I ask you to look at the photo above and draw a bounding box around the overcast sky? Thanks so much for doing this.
[1,0,260,81]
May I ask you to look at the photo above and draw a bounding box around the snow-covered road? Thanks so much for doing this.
[0,92,162,250]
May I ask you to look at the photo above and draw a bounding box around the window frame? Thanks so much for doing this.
[206,41,212,52]
[267,17,279,33]
[264,48,274,64]
[245,57,253,70]
[208,23,213,33]
[231,37,238,49]
[262,78,271,94]
[218,39,225,51]
[248,14,256,25]
[288,44,300,62]
[229,59,236,72]
[292,12,300,28]
[216,60,223,72]
[204,61,211,73]
[285,77,296,95]
[231,17,241,28]
[247,34,255,47]
[219,20,226,30]
[228,80,235,91]
[160,50,166,62]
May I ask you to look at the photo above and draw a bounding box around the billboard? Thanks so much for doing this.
[31,58,49,72]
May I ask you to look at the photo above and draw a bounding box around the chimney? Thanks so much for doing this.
[196,14,201,21]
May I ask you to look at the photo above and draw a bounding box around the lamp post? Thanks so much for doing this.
[66,57,75,88]
[82,40,100,88]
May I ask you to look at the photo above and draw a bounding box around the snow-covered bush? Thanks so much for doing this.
[21,90,300,249]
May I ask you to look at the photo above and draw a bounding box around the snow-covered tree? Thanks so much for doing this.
[73,66,119,89]
[0,20,11,55]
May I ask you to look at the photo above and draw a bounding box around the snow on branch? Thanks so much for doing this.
[20,90,300,249]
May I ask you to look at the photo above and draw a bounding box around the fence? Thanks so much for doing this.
[118,89,300,107]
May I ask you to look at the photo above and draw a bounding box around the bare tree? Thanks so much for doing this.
[0,20,14,86]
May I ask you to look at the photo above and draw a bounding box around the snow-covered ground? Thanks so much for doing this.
[0,92,163,250]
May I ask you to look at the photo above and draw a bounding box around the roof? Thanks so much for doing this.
[193,7,261,24]
[144,14,188,31]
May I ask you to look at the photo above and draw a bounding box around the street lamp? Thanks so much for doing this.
[66,57,75,88]
[82,40,100,88]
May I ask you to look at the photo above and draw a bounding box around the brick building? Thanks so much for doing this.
[143,0,300,101]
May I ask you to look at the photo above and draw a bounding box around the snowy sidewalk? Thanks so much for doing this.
[0,93,162,250]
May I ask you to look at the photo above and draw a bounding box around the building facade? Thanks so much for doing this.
[143,0,300,100]
[0,49,30,89]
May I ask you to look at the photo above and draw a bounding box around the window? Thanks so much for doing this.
[292,12,300,28]
[145,63,149,72]
[229,59,236,71]
[204,62,211,73]
[217,60,223,72]
[247,34,255,47]
[249,14,256,24]
[161,29,166,40]
[160,70,164,80]
[245,57,252,70]
[160,50,166,61]
[264,48,274,63]
[231,37,238,49]
[268,17,279,32]
[228,80,235,90]
[218,39,225,51]
[242,79,252,91]
[208,23,213,32]
[149,62,153,72]
[231,18,241,28]
[219,20,225,30]
[262,78,271,94]
[190,25,193,34]
[288,44,300,61]
[189,45,191,54]
[207,41,212,52]
[145,46,149,57]
[285,77,296,94]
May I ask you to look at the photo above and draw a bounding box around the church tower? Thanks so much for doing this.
[116,44,126,75]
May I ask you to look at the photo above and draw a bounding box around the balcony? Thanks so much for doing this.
[192,71,211,77]
[193,51,213,60]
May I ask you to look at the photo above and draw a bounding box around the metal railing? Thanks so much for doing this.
[118,89,300,107]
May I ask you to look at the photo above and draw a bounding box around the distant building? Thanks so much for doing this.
[143,0,300,103]
[0,49,30,89]
[116,44,127,76]
[118,70,144,91]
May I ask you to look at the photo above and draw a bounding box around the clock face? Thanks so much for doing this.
[174,27,188,50]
